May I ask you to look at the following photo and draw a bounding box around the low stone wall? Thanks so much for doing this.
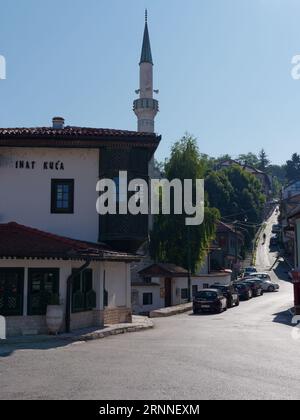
[6,310,105,337]
[104,307,132,325]
[70,310,104,331]
[6,316,47,337]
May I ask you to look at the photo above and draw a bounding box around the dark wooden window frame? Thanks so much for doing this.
[0,268,24,317]
[143,292,153,306]
[51,179,74,214]
[72,269,96,313]
[27,269,60,316]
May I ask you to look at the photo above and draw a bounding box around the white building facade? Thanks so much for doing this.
[0,121,160,336]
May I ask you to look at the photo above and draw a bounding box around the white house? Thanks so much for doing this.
[0,119,160,336]
[132,263,232,315]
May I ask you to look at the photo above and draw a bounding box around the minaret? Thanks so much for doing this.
[133,10,159,133]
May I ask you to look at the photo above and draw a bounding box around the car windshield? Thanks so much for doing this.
[235,284,245,290]
[195,291,218,300]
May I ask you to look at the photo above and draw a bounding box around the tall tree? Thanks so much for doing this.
[258,149,270,172]
[150,135,219,273]
[286,153,300,182]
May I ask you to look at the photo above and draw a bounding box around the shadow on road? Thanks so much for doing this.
[0,338,74,358]
[273,261,293,283]
[272,309,293,328]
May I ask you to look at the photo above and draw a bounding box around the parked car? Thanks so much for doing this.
[270,236,279,247]
[234,283,253,300]
[193,289,227,314]
[242,279,264,297]
[248,272,272,281]
[210,284,240,308]
[249,278,280,292]
[243,266,257,276]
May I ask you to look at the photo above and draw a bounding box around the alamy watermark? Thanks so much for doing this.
[96,171,205,226]
[0,55,6,80]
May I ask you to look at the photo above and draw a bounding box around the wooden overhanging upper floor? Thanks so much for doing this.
[0,126,161,153]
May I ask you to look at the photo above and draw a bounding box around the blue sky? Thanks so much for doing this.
[0,0,300,164]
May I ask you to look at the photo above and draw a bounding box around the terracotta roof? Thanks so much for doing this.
[0,126,161,149]
[0,222,139,262]
[139,263,189,278]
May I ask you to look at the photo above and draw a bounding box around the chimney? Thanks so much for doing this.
[52,117,65,129]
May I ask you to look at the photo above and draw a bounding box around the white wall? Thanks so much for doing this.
[104,262,131,309]
[0,147,99,242]
[192,274,232,292]
[132,284,163,314]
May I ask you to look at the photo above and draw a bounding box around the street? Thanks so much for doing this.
[0,211,299,401]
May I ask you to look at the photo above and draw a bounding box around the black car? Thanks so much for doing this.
[193,289,227,314]
[234,283,253,301]
[210,284,240,308]
[242,279,264,297]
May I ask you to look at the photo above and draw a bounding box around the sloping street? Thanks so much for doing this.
[0,211,298,401]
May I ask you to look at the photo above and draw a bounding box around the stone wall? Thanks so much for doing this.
[104,307,132,325]
[6,316,47,337]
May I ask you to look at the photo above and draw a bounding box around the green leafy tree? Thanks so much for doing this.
[206,166,265,245]
[286,153,300,182]
[150,134,219,273]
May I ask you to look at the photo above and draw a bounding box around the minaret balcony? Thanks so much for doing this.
[133,98,159,112]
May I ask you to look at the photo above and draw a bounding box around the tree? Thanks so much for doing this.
[150,135,219,273]
[286,153,300,183]
[206,166,266,245]
[258,149,270,172]
[238,153,259,168]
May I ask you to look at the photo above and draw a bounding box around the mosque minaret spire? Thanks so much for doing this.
[133,10,159,133]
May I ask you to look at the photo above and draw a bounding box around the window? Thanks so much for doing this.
[72,269,96,313]
[51,179,74,214]
[0,269,24,316]
[203,283,210,289]
[192,285,198,297]
[181,288,189,300]
[143,293,153,306]
[28,269,59,316]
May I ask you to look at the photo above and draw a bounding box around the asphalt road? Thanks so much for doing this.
[0,210,299,400]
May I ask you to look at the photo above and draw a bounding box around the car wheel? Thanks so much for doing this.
[268,286,275,292]
[236,298,240,307]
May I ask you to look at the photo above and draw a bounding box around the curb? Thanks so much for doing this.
[150,304,192,318]
[1,320,154,346]
[70,322,154,342]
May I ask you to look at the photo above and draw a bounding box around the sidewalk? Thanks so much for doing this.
[1,316,154,347]
[150,303,192,318]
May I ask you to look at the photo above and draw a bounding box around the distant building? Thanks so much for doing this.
[287,207,300,315]
[210,222,245,272]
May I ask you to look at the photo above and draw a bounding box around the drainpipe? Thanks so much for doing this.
[65,259,91,333]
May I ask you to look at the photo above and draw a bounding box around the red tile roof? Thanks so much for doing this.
[139,263,189,277]
[0,126,161,149]
[0,222,139,261]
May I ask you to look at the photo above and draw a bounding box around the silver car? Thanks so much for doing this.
[249,276,279,292]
